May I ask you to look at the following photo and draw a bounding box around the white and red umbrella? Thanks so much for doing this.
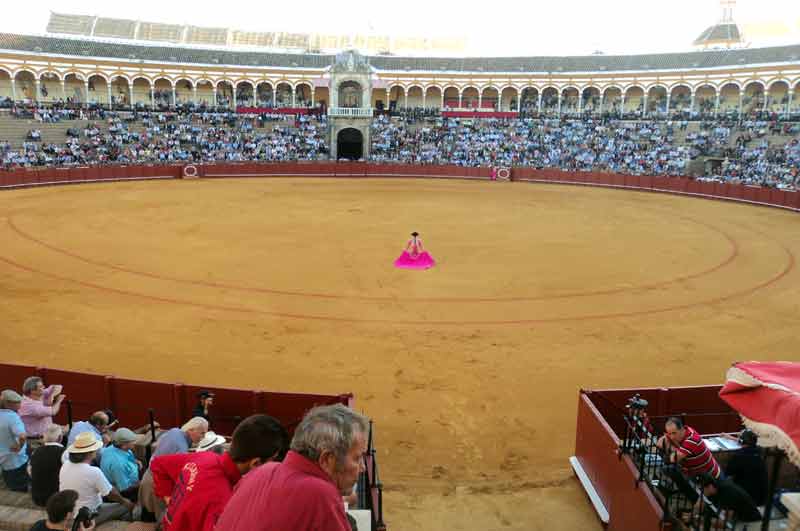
[719,361,800,467]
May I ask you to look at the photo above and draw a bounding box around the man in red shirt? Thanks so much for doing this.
[658,416,721,479]
[150,414,287,531]
[216,404,369,531]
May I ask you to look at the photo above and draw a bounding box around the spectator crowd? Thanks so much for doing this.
[0,101,798,190]
[0,374,371,531]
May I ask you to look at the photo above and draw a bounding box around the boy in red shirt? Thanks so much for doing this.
[151,414,288,531]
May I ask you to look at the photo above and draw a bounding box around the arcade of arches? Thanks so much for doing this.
[1,67,799,115]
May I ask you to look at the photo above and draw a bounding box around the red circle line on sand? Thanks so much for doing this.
[7,214,740,304]
[0,227,794,326]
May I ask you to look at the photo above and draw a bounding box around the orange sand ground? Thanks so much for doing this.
[1,178,799,530]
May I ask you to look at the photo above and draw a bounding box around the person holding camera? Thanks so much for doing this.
[29,490,95,531]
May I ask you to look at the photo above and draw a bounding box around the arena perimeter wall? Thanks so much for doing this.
[0,162,798,213]
[0,362,352,436]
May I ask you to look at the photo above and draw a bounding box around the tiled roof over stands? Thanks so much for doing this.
[1,32,800,73]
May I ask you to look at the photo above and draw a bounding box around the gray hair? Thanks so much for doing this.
[44,424,63,443]
[22,377,43,396]
[181,417,209,433]
[290,404,369,465]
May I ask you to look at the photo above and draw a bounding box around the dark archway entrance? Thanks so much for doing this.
[337,128,363,160]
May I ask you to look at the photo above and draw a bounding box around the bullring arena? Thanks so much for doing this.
[2,166,799,530]
[1,5,800,530]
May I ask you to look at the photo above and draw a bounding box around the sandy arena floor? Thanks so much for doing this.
[1,178,799,530]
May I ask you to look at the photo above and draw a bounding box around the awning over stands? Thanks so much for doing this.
[719,361,800,467]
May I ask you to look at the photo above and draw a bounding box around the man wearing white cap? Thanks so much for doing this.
[100,428,142,502]
[0,389,29,492]
[59,431,135,524]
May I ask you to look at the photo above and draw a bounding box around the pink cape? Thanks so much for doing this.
[394,251,436,270]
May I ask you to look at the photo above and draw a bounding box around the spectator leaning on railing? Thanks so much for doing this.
[657,416,721,480]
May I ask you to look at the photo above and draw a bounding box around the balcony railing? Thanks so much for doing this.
[328,106,374,117]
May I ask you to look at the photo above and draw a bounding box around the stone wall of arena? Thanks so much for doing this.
[1,163,798,213]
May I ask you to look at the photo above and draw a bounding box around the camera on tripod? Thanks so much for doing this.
[626,394,649,412]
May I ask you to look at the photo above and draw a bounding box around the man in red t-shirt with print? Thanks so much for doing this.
[151,414,288,531]
[658,416,721,479]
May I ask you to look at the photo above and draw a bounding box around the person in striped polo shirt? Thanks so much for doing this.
[658,416,721,479]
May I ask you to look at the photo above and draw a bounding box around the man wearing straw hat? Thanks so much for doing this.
[59,431,135,525]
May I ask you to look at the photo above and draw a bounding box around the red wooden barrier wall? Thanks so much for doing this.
[1,163,797,214]
[0,362,352,436]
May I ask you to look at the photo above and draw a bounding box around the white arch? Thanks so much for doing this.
[86,72,111,83]
[766,78,791,90]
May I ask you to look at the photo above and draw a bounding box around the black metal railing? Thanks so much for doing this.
[618,404,742,530]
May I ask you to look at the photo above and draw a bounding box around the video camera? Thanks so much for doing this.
[626,394,649,411]
[71,506,94,531]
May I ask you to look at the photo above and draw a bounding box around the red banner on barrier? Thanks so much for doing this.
[757,188,771,204]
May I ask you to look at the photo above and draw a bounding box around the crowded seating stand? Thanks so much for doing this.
[0,362,386,531]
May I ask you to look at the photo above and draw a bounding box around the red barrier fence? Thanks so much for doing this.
[0,362,352,436]
[0,163,797,214]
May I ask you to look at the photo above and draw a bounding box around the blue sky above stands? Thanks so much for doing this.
[1,0,799,56]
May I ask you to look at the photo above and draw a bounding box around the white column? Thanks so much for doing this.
[213,86,217,107]
[193,85,197,105]
[715,91,720,116]
[84,81,90,105]
[458,90,462,109]
[403,91,407,108]
[422,90,426,109]
[788,91,794,117]
[578,91,583,114]
[172,86,177,106]
[61,80,66,102]
[291,88,295,107]
[311,87,315,107]
[738,91,743,115]
[762,91,768,112]
[233,87,238,109]
[10,79,16,101]
[107,84,113,107]
[620,94,626,115]
[477,92,482,110]
[516,92,521,112]
[557,92,562,115]
[599,93,604,115]
[537,92,542,114]
[150,85,155,109]
[385,88,390,110]
[642,94,648,116]
[34,79,40,102]
[690,90,695,114]
[128,85,133,107]
[440,91,444,110]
